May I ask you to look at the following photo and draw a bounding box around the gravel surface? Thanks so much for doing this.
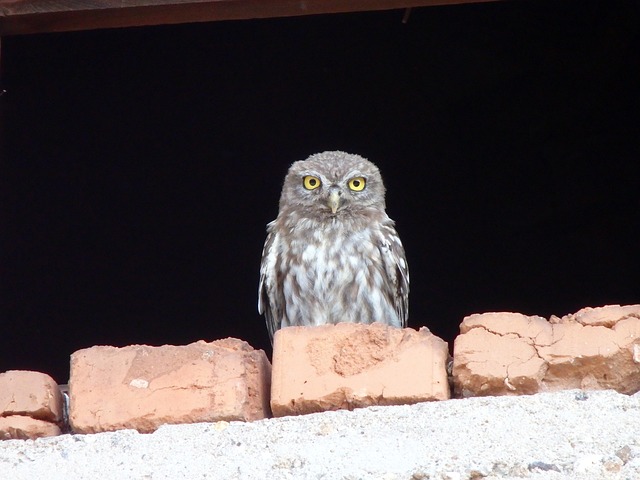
[2,390,640,479]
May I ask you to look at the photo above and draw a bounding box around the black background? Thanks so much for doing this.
[1,0,639,383]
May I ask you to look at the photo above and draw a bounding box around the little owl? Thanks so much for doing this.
[258,151,409,342]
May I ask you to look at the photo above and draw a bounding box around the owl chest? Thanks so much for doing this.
[284,229,381,299]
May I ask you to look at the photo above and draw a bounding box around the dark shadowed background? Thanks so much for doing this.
[1,0,639,383]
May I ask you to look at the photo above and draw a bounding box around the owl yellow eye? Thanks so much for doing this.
[303,176,321,190]
[348,177,366,192]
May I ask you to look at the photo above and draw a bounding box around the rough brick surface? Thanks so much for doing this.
[453,305,640,397]
[0,370,63,424]
[270,322,450,417]
[69,339,272,434]
[0,415,61,440]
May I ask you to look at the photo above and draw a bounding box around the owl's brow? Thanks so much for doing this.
[299,170,322,180]
[343,169,366,180]
[298,169,366,183]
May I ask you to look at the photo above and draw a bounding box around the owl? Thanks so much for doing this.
[258,151,409,342]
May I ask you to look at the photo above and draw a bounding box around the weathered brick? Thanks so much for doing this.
[69,339,271,434]
[0,415,61,440]
[270,322,450,417]
[0,370,63,424]
[453,305,640,397]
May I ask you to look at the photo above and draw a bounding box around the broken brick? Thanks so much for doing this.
[0,370,64,425]
[453,305,640,397]
[0,415,61,440]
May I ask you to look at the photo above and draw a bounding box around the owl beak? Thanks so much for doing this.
[327,188,342,214]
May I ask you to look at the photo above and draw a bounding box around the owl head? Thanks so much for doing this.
[279,151,387,219]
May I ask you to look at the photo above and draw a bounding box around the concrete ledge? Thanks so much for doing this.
[1,390,639,479]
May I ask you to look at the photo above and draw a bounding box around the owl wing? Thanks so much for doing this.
[379,222,410,328]
[258,221,282,343]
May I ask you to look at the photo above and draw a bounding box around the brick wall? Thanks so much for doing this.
[2,304,639,440]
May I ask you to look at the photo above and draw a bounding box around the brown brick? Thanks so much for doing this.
[0,415,61,440]
[69,339,271,434]
[0,370,63,424]
[270,322,450,417]
[453,305,640,397]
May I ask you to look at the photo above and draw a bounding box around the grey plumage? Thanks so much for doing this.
[258,151,409,342]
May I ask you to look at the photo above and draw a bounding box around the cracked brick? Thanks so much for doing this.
[0,371,63,440]
[0,415,61,440]
[0,371,63,424]
[453,305,640,397]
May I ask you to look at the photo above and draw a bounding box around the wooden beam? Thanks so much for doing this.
[0,0,499,35]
